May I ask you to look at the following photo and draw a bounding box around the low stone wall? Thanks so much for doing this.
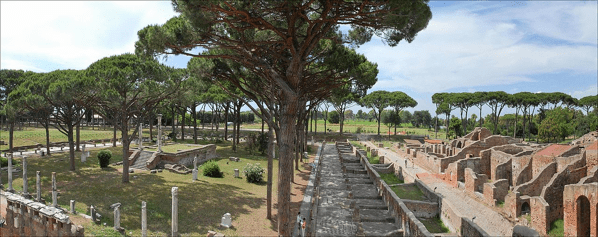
[356,148,434,237]
[439,197,461,233]
[158,144,217,168]
[128,149,140,166]
[514,157,534,186]
[461,217,490,236]
[402,199,439,218]
[1,191,84,236]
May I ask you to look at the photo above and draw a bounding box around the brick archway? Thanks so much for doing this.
[577,195,591,237]
[521,202,530,215]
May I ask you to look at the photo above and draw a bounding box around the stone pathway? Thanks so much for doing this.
[314,143,400,237]
[367,141,514,236]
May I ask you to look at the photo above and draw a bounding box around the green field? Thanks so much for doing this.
[245,119,449,140]
[0,126,124,150]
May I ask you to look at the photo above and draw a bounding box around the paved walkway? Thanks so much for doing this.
[366,141,514,236]
[5,142,122,158]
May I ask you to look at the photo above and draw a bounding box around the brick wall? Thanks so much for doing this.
[465,168,487,194]
[514,162,557,197]
[158,144,216,167]
[530,196,550,234]
[461,217,490,237]
[513,155,533,186]
[483,179,509,206]
[563,182,598,237]
[402,199,439,218]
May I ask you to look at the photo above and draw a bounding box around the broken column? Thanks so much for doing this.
[158,114,163,153]
[192,156,198,181]
[52,172,58,207]
[142,201,147,237]
[81,144,87,163]
[90,205,97,222]
[36,171,42,202]
[172,187,178,237]
[22,156,30,198]
[8,153,14,192]
[113,203,121,230]
[70,200,76,214]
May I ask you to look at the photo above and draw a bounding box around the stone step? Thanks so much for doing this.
[359,209,395,223]
[361,222,402,237]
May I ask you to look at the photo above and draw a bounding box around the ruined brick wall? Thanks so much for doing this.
[480,149,492,176]
[532,144,572,176]
[483,179,509,206]
[515,162,557,197]
[461,217,490,237]
[513,155,533,186]
[465,168,487,194]
[494,159,512,185]
[402,199,439,218]
[440,197,462,233]
[530,196,550,234]
[1,191,84,237]
[563,182,598,237]
[586,141,598,172]
[580,166,598,184]
[415,179,441,203]
[539,157,587,230]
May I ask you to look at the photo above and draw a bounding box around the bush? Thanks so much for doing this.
[202,160,222,177]
[97,150,112,168]
[257,133,269,155]
[243,163,264,183]
[328,111,340,124]
[1,157,8,167]
[356,126,363,134]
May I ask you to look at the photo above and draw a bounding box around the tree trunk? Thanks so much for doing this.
[266,123,274,220]
[435,116,438,139]
[339,111,345,135]
[9,121,14,153]
[193,104,198,144]
[67,123,76,171]
[513,109,518,138]
[276,99,298,236]
[45,121,51,156]
[113,125,117,147]
[76,123,81,151]
[232,103,237,152]
[181,108,185,141]
[314,109,317,135]
[224,102,229,141]
[377,110,382,135]
[171,106,176,136]
[324,110,328,135]
[236,102,241,148]
[121,117,130,183]
[150,113,153,141]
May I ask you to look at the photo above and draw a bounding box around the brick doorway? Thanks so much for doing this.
[577,195,590,237]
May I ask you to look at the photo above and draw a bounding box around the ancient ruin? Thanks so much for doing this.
[391,127,598,235]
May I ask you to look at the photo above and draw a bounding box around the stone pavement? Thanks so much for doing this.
[314,143,400,237]
[366,141,515,236]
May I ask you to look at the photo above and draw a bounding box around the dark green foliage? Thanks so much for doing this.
[244,133,258,155]
[449,117,463,138]
[243,163,264,183]
[328,111,340,124]
[202,160,222,178]
[257,133,268,155]
[97,150,112,168]
[168,132,177,140]
[0,157,7,167]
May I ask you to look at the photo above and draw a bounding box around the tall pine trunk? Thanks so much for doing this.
[121,117,130,183]
[45,120,51,156]
[113,125,117,147]
[266,123,274,220]
[67,123,76,171]
[193,104,198,144]
[76,123,80,151]
[276,99,298,236]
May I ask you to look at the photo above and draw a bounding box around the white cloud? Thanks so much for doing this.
[358,1,597,94]
[570,85,598,99]
[1,1,177,71]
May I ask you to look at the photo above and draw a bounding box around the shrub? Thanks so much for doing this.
[243,163,264,183]
[1,157,8,167]
[202,160,222,177]
[328,111,340,124]
[356,126,363,134]
[257,133,269,155]
[97,150,112,168]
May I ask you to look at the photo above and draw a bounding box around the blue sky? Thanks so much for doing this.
[2,1,596,117]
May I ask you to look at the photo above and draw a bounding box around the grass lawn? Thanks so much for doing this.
[0,126,124,150]
[418,216,450,233]
[379,173,404,185]
[547,219,564,237]
[348,141,379,164]
[144,143,206,153]
[390,184,427,201]
[1,140,315,236]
